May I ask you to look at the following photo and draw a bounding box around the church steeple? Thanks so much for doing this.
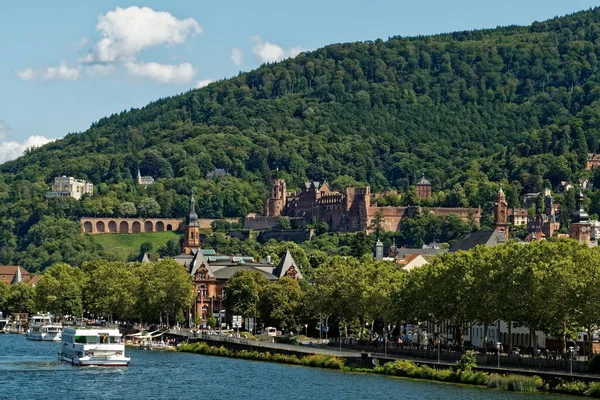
[182,191,200,254]
[570,189,591,245]
[186,191,199,227]
[494,184,509,239]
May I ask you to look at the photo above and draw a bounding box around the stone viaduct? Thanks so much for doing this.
[80,217,239,234]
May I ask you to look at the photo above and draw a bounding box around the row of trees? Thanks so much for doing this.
[307,239,600,354]
[0,260,194,325]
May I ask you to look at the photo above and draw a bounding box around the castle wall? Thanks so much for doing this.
[257,229,314,244]
[243,215,280,231]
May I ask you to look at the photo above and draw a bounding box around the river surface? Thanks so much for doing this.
[0,334,573,400]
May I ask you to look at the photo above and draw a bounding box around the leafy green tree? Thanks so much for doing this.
[136,260,194,325]
[158,238,182,258]
[35,263,85,316]
[84,261,140,321]
[118,202,137,217]
[137,198,161,218]
[0,282,9,314]
[139,242,153,255]
[223,270,267,318]
[258,277,304,332]
[6,283,35,314]
[349,232,373,258]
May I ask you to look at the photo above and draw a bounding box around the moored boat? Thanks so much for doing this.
[59,328,130,366]
[0,318,9,333]
[26,314,62,341]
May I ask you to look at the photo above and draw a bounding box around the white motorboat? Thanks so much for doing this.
[26,314,62,341]
[59,328,130,366]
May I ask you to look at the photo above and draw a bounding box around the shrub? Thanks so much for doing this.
[585,381,600,398]
[454,350,477,371]
[459,370,487,385]
[589,354,600,373]
[487,374,542,392]
[553,379,588,395]
[178,342,343,369]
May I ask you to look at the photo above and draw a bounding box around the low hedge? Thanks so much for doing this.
[178,342,344,369]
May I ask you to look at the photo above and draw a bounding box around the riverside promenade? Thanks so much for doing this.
[170,329,600,382]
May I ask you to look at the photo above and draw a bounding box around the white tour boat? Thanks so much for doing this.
[26,314,62,341]
[0,318,9,333]
[59,328,130,366]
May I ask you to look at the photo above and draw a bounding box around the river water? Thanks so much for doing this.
[0,334,571,400]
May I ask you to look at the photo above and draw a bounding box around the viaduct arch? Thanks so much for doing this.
[80,217,239,234]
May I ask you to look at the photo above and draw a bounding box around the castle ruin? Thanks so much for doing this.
[252,178,481,233]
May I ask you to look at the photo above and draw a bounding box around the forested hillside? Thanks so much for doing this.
[4,8,600,270]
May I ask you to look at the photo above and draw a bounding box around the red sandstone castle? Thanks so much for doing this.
[263,178,481,232]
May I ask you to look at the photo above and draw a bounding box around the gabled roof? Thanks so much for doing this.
[211,265,277,280]
[0,266,30,285]
[272,250,303,280]
[28,275,42,287]
[137,252,151,263]
[189,249,209,276]
[449,230,507,252]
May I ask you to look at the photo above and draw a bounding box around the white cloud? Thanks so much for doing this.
[85,64,115,76]
[76,37,90,49]
[84,6,201,63]
[0,135,53,164]
[195,79,213,88]
[17,68,34,81]
[288,46,305,58]
[251,36,304,63]
[17,62,80,81]
[231,48,243,66]
[43,62,80,80]
[125,61,196,84]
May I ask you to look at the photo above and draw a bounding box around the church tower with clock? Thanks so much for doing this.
[494,185,509,239]
[569,190,591,245]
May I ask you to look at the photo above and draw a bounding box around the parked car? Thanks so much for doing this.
[266,327,277,336]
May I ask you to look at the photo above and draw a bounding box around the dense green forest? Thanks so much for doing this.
[5,8,600,270]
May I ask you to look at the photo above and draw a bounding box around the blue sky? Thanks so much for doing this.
[0,0,599,162]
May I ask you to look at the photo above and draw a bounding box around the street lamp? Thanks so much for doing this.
[497,341,502,369]
[437,324,441,365]
[569,346,575,375]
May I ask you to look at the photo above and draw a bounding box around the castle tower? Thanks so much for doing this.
[569,190,591,244]
[265,179,287,217]
[182,192,200,254]
[415,174,432,200]
[494,185,509,239]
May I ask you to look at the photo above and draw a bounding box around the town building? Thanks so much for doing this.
[587,153,600,170]
[508,208,528,226]
[494,186,509,239]
[527,192,560,238]
[182,192,201,254]
[255,179,481,233]
[174,195,303,324]
[450,187,509,252]
[415,174,432,200]
[137,169,155,185]
[206,168,229,179]
[569,190,592,245]
[0,266,30,285]
[396,254,429,271]
[46,176,93,200]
